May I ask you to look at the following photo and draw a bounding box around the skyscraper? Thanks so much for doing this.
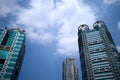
[0,27,25,80]
[63,58,79,80]
[78,21,120,80]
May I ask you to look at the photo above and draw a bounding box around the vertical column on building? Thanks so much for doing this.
[78,25,94,80]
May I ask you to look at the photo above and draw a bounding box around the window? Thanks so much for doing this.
[12,53,18,57]
[6,68,13,73]
[8,62,15,67]
[10,58,17,62]
[14,47,20,52]
[16,41,22,45]
[19,34,25,38]
[0,59,5,64]
[4,73,12,79]
[17,37,24,41]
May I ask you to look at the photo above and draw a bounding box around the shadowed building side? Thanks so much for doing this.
[63,58,79,80]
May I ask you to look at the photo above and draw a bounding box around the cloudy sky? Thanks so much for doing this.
[0,0,120,80]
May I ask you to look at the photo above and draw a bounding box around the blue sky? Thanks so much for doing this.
[0,0,120,80]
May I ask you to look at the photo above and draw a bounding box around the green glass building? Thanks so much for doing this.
[78,21,120,80]
[0,27,25,80]
[63,58,79,80]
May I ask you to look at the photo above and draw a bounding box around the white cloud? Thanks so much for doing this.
[17,0,96,55]
[117,21,120,30]
[0,0,19,17]
[15,0,55,44]
[53,0,96,55]
[117,46,120,52]
[26,28,54,44]
[1,0,97,55]
[103,0,120,5]
[56,19,79,55]
[16,0,54,29]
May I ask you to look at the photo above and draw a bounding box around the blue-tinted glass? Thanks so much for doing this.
[90,52,106,58]
[8,63,15,67]
[93,61,109,66]
[18,38,24,41]
[0,29,25,80]
[0,64,3,70]
[93,64,109,68]
[16,41,22,45]
[14,45,21,48]
[6,31,16,46]
[12,53,19,57]
[19,34,25,37]
[95,72,112,77]
[0,31,3,34]
[10,58,17,62]
[0,51,8,59]
[87,31,101,42]
[4,73,12,79]
[6,68,13,73]
[14,48,20,52]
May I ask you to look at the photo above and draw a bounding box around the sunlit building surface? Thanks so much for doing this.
[78,21,120,80]
[63,58,79,80]
[0,27,25,80]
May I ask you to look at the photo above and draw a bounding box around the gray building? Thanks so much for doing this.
[78,21,120,80]
[0,27,25,80]
[63,58,79,80]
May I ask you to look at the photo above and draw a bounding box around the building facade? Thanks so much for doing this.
[0,27,25,80]
[78,21,120,80]
[63,58,79,80]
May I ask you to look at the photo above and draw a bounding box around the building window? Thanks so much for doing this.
[4,73,12,79]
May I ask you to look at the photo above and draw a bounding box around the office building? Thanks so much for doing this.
[63,58,79,80]
[0,27,25,80]
[78,21,120,80]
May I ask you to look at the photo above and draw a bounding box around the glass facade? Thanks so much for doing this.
[78,21,120,80]
[0,28,25,80]
[63,58,79,80]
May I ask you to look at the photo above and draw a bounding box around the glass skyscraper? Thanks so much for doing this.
[63,58,79,80]
[78,21,120,80]
[0,27,25,80]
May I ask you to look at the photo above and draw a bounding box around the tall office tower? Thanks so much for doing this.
[0,27,25,80]
[78,21,120,80]
[63,58,79,80]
